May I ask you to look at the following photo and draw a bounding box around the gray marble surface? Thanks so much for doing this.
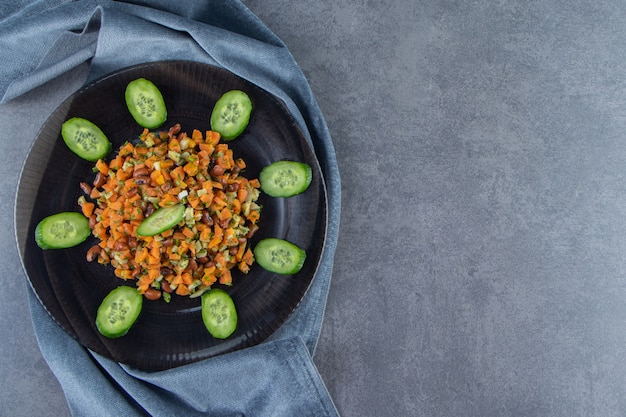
[3,1,626,416]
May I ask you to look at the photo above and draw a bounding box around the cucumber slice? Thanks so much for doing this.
[259,161,312,197]
[61,117,112,162]
[210,90,252,140]
[35,212,91,249]
[253,238,306,275]
[125,78,167,129]
[136,204,185,237]
[201,288,238,339]
[96,286,143,338]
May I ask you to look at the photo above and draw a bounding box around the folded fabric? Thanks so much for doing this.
[3,1,341,416]
[30,293,339,417]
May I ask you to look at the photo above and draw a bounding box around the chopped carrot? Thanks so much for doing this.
[206,130,221,146]
[150,169,166,185]
[95,159,109,175]
[199,227,211,241]
[187,193,201,208]
[182,272,193,285]
[116,168,132,181]
[168,138,181,152]
[235,243,246,262]
[182,227,195,239]
[241,248,254,265]
[109,201,123,212]
[231,198,241,215]
[183,161,198,177]
[247,209,260,223]
[175,285,190,296]
[237,187,248,203]
[80,201,95,218]
[158,193,178,207]
[219,269,232,285]
[235,158,246,170]
[238,261,250,274]
[219,207,232,221]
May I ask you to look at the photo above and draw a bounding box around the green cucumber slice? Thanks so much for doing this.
[125,78,167,129]
[259,161,312,197]
[253,238,306,275]
[35,212,91,249]
[61,117,112,162]
[201,288,238,339]
[210,90,252,140]
[136,204,185,237]
[96,286,143,338]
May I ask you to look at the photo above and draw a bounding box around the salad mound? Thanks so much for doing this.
[80,124,261,301]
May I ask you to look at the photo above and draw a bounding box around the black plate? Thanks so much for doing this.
[15,61,327,370]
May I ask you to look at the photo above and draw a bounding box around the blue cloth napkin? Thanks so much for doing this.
[2,1,341,416]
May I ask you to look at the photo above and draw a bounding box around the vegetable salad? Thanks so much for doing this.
[80,124,261,301]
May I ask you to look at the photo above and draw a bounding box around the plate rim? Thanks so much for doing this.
[14,59,329,370]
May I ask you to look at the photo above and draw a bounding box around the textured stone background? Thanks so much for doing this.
[3,1,626,416]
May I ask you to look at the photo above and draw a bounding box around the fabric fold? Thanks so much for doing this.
[30,275,340,416]
[9,1,341,416]
[0,1,97,102]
